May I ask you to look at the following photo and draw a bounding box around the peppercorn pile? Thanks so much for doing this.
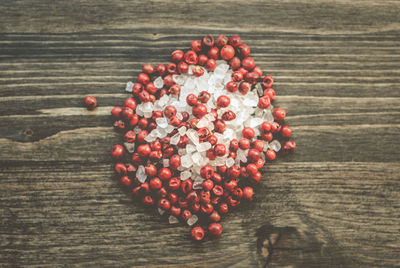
[103,35,296,241]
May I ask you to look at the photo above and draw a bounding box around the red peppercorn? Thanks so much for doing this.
[114,163,127,175]
[198,54,208,66]
[136,130,149,144]
[170,206,181,217]
[245,72,259,85]
[262,75,274,88]
[242,57,255,71]
[265,150,276,161]
[129,114,139,127]
[273,108,286,121]
[212,185,224,196]
[145,164,157,177]
[131,153,144,165]
[253,66,263,78]
[207,135,218,145]
[120,176,131,187]
[205,59,217,71]
[271,122,281,133]
[198,91,211,103]
[239,138,250,150]
[155,64,166,76]
[111,144,124,159]
[184,50,198,65]
[282,140,296,155]
[158,198,171,211]
[281,125,292,137]
[190,203,201,213]
[167,62,177,74]
[229,35,242,47]
[260,121,272,133]
[258,96,271,109]
[216,95,230,108]
[192,103,207,118]
[164,105,177,118]
[200,164,214,179]
[200,190,211,204]
[229,57,241,70]
[246,163,258,176]
[221,110,236,121]
[238,81,251,95]
[181,179,193,194]
[191,226,205,241]
[224,179,237,192]
[232,71,243,82]
[250,172,261,184]
[208,222,222,237]
[137,144,151,157]
[177,61,189,74]
[169,154,181,170]
[264,87,276,100]
[84,96,97,110]
[212,173,223,184]
[216,34,228,48]
[142,195,154,206]
[138,117,148,129]
[253,140,265,152]
[149,177,162,190]
[168,177,181,191]
[229,139,239,151]
[214,119,226,133]
[242,127,255,139]
[181,209,192,221]
[227,166,241,179]
[243,186,254,201]
[201,203,214,214]
[171,50,184,62]
[237,43,250,58]
[121,107,134,120]
[214,144,226,157]
[158,167,172,181]
[138,90,150,103]
[202,35,215,48]
[220,45,235,60]
[247,148,261,162]
[226,81,238,92]
[208,47,219,60]
[190,40,202,52]
[111,106,122,118]
[208,210,220,223]
[192,66,205,77]
[202,179,214,191]
[219,203,229,214]
[137,73,150,85]
[142,63,154,75]
[163,75,174,88]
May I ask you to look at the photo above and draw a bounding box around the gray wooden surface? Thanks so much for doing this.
[0,1,399,267]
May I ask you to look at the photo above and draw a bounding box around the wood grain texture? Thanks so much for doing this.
[1,0,399,267]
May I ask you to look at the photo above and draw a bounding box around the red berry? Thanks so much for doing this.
[142,195,154,206]
[247,148,261,162]
[226,81,238,92]
[191,226,205,241]
[169,154,181,170]
[219,203,229,214]
[229,57,241,70]
[237,44,250,58]
[164,105,177,118]
[208,223,222,236]
[258,96,271,109]
[142,63,154,75]
[208,47,219,60]
[206,59,217,71]
[156,64,166,76]
[200,165,214,179]
[216,34,229,48]
[242,127,255,139]
[229,139,239,151]
[214,144,226,157]
[214,119,226,133]
[273,108,286,121]
[242,57,255,71]
[177,61,189,74]
[265,150,276,161]
[246,163,258,176]
[202,35,215,48]
[124,130,136,143]
[260,121,272,133]
[149,177,162,190]
[212,185,224,196]
[111,106,122,118]
[192,103,207,118]
[264,87,276,100]
[84,96,97,110]
[209,210,221,222]
[158,167,172,181]
[158,198,171,211]
[167,62,177,74]
[202,179,214,191]
[217,95,230,108]
[253,140,265,152]
[137,144,151,157]
[238,81,251,95]
[191,40,202,52]
[262,75,274,88]
[171,50,184,62]
[137,73,150,85]
[281,125,292,137]
[184,50,198,65]
[229,35,242,47]
[243,186,254,201]
[145,164,157,177]
[220,45,235,60]
[192,66,204,77]
[168,177,181,191]
[239,138,250,150]
[114,163,127,175]
[120,176,132,187]
[111,144,124,159]
[198,54,208,66]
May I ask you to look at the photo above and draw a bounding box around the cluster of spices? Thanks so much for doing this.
[85,35,296,241]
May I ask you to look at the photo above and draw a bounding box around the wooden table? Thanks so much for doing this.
[1,1,399,267]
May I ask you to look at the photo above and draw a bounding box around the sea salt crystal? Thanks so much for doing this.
[178,126,187,136]
[186,144,196,153]
[156,117,168,128]
[163,158,169,167]
[176,112,183,120]
[187,215,198,226]
[255,83,263,96]
[169,215,179,224]
[154,76,164,89]
[237,149,248,163]
[180,170,191,180]
[158,94,169,107]
[193,177,204,189]
[124,142,135,153]
[170,133,181,145]
[165,124,175,133]
[173,74,186,85]
[181,154,193,168]
[158,208,165,215]
[192,152,201,165]
[136,165,147,183]
[226,157,235,167]
[125,81,133,93]
[196,117,209,128]
[178,148,186,156]
[187,129,199,145]
[263,109,274,123]
[144,133,157,143]
[269,140,281,152]
[196,142,211,152]
[249,117,263,128]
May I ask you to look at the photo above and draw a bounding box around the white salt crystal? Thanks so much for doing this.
[158,208,165,215]
[187,129,199,145]
[154,76,164,89]
[193,177,204,190]
[155,117,168,128]
[158,94,169,107]
[192,152,201,165]
[269,140,281,152]
[263,109,274,123]
[169,215,179,224]
[173,74,186,85]
[249,117,264,128]
[180,170,192,180]
[133,126,141,134]
[216,157,227,166]
[170,133,181,145]
[243,91,259,107]
[226,157,235,167]
[124,142,135,153]
[136,165,147,183]
[144,133,157,143]
[165,124,175,133]
[186,144,196,153]
[125,81,133,93]
[196,142,211,152]
[187,215,198,226]
[237,149,248,163]
[196,117,209,128]
[255,83,264,96]
[263,141,269,152]
[163,158,169,167]
[178,126,187,136]
[176,112,183,120]
[181,154,193,168]
[178,148,186,156]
